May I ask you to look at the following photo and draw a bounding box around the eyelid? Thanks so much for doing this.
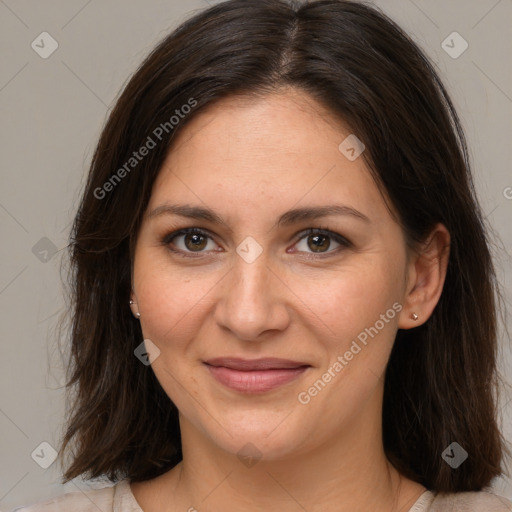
[162,226,351,257]
[294,227,351,251]
[162,227,216,245]
[162,227,220,257]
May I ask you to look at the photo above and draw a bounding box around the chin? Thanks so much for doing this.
[199,410,314,462]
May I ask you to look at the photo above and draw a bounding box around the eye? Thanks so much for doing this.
[163,228,220,256]
[162,227,351,258]
[292,228,351,256]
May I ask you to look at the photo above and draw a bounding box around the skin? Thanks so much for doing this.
[129,87,450,512]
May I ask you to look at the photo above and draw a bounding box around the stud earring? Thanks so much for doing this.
[129,300,141,319]
[410,312,418,321]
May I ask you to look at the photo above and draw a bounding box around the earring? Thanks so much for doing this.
[129,300,141,319]
[410,312,418,321]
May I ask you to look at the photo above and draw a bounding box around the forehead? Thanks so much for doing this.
[165,88,348,167]
[148,89,391,225]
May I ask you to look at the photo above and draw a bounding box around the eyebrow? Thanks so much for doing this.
[146,203,370,229]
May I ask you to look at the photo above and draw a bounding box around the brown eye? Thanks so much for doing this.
[294,228,351,256]
[307,234,331,253]
[163,228,218,254]
[183,232,208,251]
[163,227,350,258]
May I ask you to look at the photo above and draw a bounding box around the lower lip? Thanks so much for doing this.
[204,364,309,393]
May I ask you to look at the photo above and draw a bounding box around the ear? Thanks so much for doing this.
[398,223,450,329]
[129,290,140,319]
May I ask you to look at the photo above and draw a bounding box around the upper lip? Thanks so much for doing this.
[204,357,310,371]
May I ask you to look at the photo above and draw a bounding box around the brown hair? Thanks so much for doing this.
[58,0,510,492]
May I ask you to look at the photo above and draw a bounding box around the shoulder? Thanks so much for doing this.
[426,489,512,511]
[11,481,120,512]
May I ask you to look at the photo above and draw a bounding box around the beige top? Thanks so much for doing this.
[12,479,512,512]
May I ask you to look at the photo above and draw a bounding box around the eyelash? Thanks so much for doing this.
[161,226,352,259]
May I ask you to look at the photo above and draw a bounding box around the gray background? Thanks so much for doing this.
[1,0,511,509]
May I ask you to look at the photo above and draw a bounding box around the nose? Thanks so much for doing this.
[213,250,291,342]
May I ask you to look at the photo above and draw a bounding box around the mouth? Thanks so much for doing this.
[203,357,311,393]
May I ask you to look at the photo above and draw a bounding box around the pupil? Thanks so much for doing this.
[186,233,206,251]
[309,234,329,253]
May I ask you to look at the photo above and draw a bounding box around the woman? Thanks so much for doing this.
[15,0,512,510]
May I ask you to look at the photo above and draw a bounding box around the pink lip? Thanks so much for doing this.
[203,357,310,393]
[204,357,309,370]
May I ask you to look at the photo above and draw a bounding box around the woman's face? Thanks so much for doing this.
[132,88,416,460]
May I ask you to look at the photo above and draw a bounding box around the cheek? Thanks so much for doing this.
[132,255,213,408]
[296,258,403,340]
[133,253,213,346]
[299,265,403,414]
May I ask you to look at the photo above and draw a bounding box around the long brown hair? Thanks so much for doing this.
[58,0,510,492]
